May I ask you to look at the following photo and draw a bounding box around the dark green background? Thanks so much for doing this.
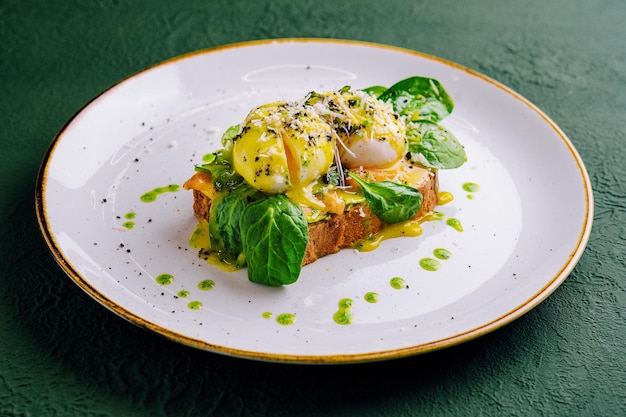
[1,1,625,416]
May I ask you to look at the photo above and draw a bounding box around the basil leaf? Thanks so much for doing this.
[406,121,467,169]
[348,173,423,224]
[239,195,309,286]
[377,76,454,122]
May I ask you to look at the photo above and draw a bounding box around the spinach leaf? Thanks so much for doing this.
[361,85,387,98]
[406,120,467,169]
[205,199,245,268]
[195,149,243,192]
[239,195,309,286]
[348,173,423,224]
[214,185,258,256]
[221,124,240,148]
[376,76,454,123]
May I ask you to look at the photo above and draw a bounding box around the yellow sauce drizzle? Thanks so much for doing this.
[358,220,423,252]
[189,221,242,272]
[437,191,454,205]
[422,211,446,222]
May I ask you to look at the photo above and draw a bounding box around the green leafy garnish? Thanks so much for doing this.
[239,195,309,286]
[363,76,464,169]
[376,76,454,122]
[325,166,341,186]
[194,150,243,192]
[221,124,240,147]
[348,173,423,224]
[406,120,467,169]
[361,85,388,98]
[212,185,258,257]
[220,124,240,163]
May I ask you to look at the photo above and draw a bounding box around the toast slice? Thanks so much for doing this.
[185,167,438,266]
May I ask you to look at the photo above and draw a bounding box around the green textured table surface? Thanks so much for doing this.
[1,1,625,416]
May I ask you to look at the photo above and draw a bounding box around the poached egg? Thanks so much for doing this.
[231,89,408,211]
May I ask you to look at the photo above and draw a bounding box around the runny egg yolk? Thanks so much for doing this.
[232,101,334,207]
[310,90,407,169]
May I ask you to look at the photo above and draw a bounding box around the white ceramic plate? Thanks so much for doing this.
[36,39,593,363]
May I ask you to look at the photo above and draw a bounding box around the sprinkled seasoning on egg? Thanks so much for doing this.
[306,90,407,169]
[232,101,335,207]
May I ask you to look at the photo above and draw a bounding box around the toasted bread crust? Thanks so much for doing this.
[303,170,438,264]
[191,189,213,222]
[189,170,438,265]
